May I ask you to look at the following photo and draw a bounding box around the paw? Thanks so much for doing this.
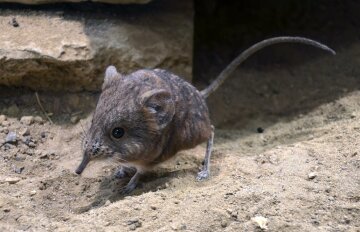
[121,182,137,194]
[196,170,210,181]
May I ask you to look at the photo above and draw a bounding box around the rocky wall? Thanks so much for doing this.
[0,0,193,91]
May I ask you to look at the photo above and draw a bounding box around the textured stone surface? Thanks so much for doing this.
[0,0,192,91]
[0,0,151,4]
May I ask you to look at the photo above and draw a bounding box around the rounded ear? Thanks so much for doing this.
[102,65,121,90]
[140,89,175,130]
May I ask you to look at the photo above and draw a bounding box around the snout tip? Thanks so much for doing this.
[75,168,83,175]
[75,154,90,175]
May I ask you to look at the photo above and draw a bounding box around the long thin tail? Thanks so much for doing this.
[200,36,336,98]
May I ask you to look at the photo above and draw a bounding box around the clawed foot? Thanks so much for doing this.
[196,169,210,181]
[121,181,138,194]
[120,171,141,194]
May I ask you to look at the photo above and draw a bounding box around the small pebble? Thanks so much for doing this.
[127,219,139,225]
[20,116,34,126]
[70,116,79,124]
[129,224,137,231]
[1,121,10,127]
[127,219,142,230]
[1,177,21,184]
[34,116,44,124]
[251,216,268,230]
[2,127,9,134]
[170,222,186,231]
[20,128,30,136]
[10,18,19,27]
[308,172,317,180]
[28,142,36,148]
[0,115,6,124]
[104,221,111,227]
[5,131,17,144]
[30,190,37,196]
[14,166,25,174]
[40,131,47,138]
[40,153,49,159]
[221,220,228,228]
[104,200,111,206]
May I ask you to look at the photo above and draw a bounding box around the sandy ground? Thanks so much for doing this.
[0,39,360,231]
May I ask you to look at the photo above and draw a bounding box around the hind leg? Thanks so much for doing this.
[197,125,215,181]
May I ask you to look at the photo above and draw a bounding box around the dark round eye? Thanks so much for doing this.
[112,127,125,139]
[154,105,162,111]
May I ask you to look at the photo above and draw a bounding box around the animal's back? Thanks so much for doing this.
[150,69,212,162]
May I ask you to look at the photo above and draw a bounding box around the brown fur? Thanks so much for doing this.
[76,36,335,193]
[80,68,211,172]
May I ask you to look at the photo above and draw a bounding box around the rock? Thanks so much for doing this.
[6,105,20,116]
[28,141,36,148]
[39,153,49,159]
[22,136,31,145]
[40,131,47,138]
[29,190,37,196]
[20,127,30,136]
[0,115,6,124]
[34,116,44,124]
[2,127,9,134]
[104,200,111,206]
[14,166,25,174]
[170,222,186,231]
[1,120,10,127]
[0,0,152,4]
[308,172,317,180]
[221,220,228,228]
[251,216,268,230]
[0,1,192,91]
[70,115,79,124]
[5,131,17,144]
[20,116,34,125]
[127,218,142,230]
[127,219,140,225]
[1,177,21,184]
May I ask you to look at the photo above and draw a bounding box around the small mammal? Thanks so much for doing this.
[76,36,335,193]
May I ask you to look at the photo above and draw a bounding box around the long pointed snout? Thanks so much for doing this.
[75,152,90,175]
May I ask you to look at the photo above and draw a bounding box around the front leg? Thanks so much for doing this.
[197,125,215,181]
[114,166,136,179]
[121,170,142,194]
